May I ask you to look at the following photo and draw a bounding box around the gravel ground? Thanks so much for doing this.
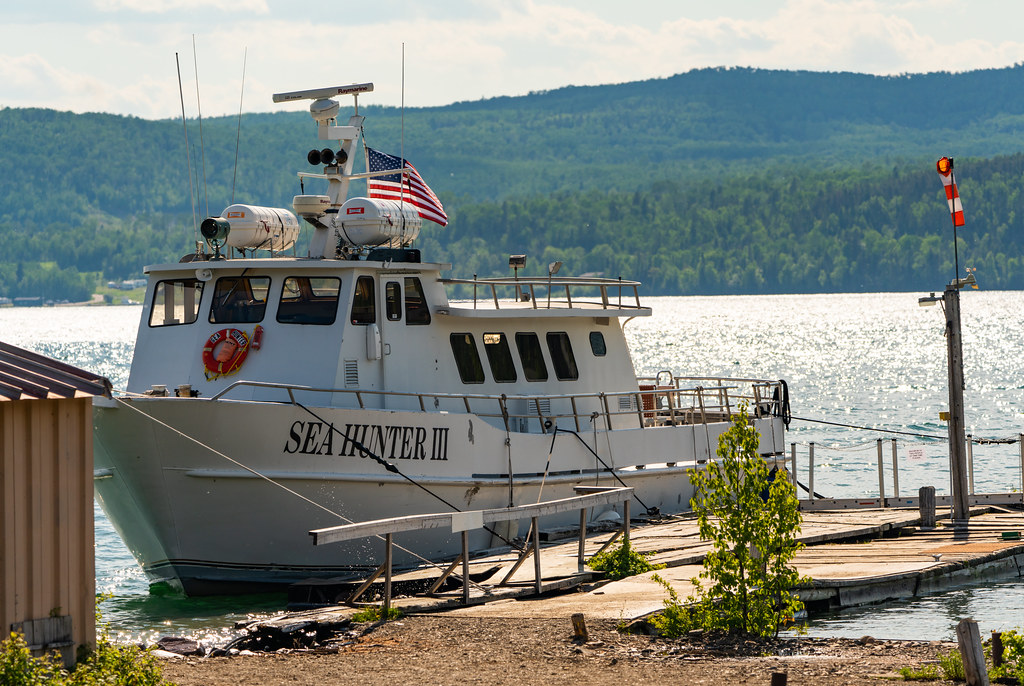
[161,615,959,685]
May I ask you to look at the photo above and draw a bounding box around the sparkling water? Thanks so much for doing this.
[3,291,1022,643]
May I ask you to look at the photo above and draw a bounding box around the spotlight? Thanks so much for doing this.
[307,149,321,165]
[336,149,348,165]
[320,148,335,164]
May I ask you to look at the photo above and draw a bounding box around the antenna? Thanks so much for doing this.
[175,52,198,249]
[231,47,247,205]
[192,35,209,219]
[401,43,408,245]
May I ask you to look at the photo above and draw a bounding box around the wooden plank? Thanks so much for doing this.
[311,488,633,545]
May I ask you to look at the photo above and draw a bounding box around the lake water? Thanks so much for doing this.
[2,290,1022,643]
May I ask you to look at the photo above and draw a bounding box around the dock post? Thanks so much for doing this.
[384,533,393,618]
[578,507,587,574]
[920,486,936,529]
[955,618,989,686]
[462,530,470,605]
[967,434,975,495]
[1019,434,1023,502]
[790,443,797,488]
[891,438,900,498]
[532,516,542,595]
[623,499,631,546]
[876,439,886,506]
[808,443,815,502]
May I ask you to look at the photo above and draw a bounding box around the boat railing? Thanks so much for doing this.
[440,275,645,311]
[207,377,786,433]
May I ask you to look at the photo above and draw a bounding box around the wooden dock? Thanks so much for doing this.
[267,505,1024,634]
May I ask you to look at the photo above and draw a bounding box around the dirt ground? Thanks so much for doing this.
[161,615,959,685]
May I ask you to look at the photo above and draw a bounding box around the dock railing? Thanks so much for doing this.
[308,486,633,615]
[790,436,1024,510]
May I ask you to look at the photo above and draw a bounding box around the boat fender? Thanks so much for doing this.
[202,328,251,380]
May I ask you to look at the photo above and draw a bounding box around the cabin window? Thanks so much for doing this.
[450,333,485,384]
[589,331,607,356]
[208,276,269,324]
[148,278,203,327]
[277,277,341,325]
[514,332,548,382]
[404,277,431,325]
[482,333,517,383]
[385,281,402,321]
[350,275,376,324]
[546,332,578,381]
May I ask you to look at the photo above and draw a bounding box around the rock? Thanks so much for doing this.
[155,636,203,656]
[150,649,185,660]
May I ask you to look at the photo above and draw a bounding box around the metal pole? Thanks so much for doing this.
[1019,434,1024,505]
[891,438,900,499]
[532,516,542,595]
[808,442,815,502]
[462,530,470,605]
[944,285,970,523]
[876,439,886,506]
[578,508,587,574]
[966,433,975,495]
[623,499,631,546]
[383,532,392,617]
[790,442,797,487]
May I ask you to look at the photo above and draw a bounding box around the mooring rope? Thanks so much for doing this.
[111,398,492,590]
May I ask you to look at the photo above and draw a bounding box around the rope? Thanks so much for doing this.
[791,415,1021,445]
[113,398,493,589]
[552,427,658,515]
[294,401,523,552]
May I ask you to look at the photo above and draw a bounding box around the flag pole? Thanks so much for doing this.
[950,167,960,281]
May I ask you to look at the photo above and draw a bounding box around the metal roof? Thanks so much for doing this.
[0,341,112,401]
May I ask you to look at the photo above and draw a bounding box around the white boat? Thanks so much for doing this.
[92,83,791,594]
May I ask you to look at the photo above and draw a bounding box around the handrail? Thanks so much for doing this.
[309,486,633,609]
[441,275,645,311]
[202,378,784,432]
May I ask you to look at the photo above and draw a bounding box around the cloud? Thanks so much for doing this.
[0,53,111,111]
[93,0,269,14]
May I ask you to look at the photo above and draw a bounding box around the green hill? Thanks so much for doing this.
[2,65,1024,297]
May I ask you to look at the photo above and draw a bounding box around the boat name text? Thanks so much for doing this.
[283,421,449,461]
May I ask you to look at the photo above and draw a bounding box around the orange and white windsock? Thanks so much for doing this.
[936,156,965,227]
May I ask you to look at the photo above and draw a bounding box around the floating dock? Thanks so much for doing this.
[256,505,1024,638]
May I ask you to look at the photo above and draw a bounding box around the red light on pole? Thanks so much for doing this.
[936,156,953,176]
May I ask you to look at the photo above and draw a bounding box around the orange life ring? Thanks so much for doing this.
[202,328,250,379]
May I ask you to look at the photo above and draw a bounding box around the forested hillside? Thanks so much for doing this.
[2,65,1024,298]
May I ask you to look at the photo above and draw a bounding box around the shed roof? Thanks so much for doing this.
[0,341,112,401]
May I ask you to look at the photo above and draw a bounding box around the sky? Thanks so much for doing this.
[3,0,1024,120]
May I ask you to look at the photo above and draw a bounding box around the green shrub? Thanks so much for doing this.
[587,540,664,581]
[682,403,810,637]
[0,632,65,685]
[938,648,964,682]
[898,663,940,681]
[990,628,1024,684]
[648,574,698,638]
[351,605,404,623]
[0,605,173,685]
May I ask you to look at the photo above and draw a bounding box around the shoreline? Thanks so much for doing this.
[161,615,960,685]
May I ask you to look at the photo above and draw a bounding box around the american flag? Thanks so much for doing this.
[366,147,448,227]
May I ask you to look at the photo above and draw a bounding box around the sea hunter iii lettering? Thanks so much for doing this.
[283,421,449,461]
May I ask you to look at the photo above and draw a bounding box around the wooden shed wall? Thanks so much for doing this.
[1,397,96,659]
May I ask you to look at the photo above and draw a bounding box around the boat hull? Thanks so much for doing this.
[93,396,785,594]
